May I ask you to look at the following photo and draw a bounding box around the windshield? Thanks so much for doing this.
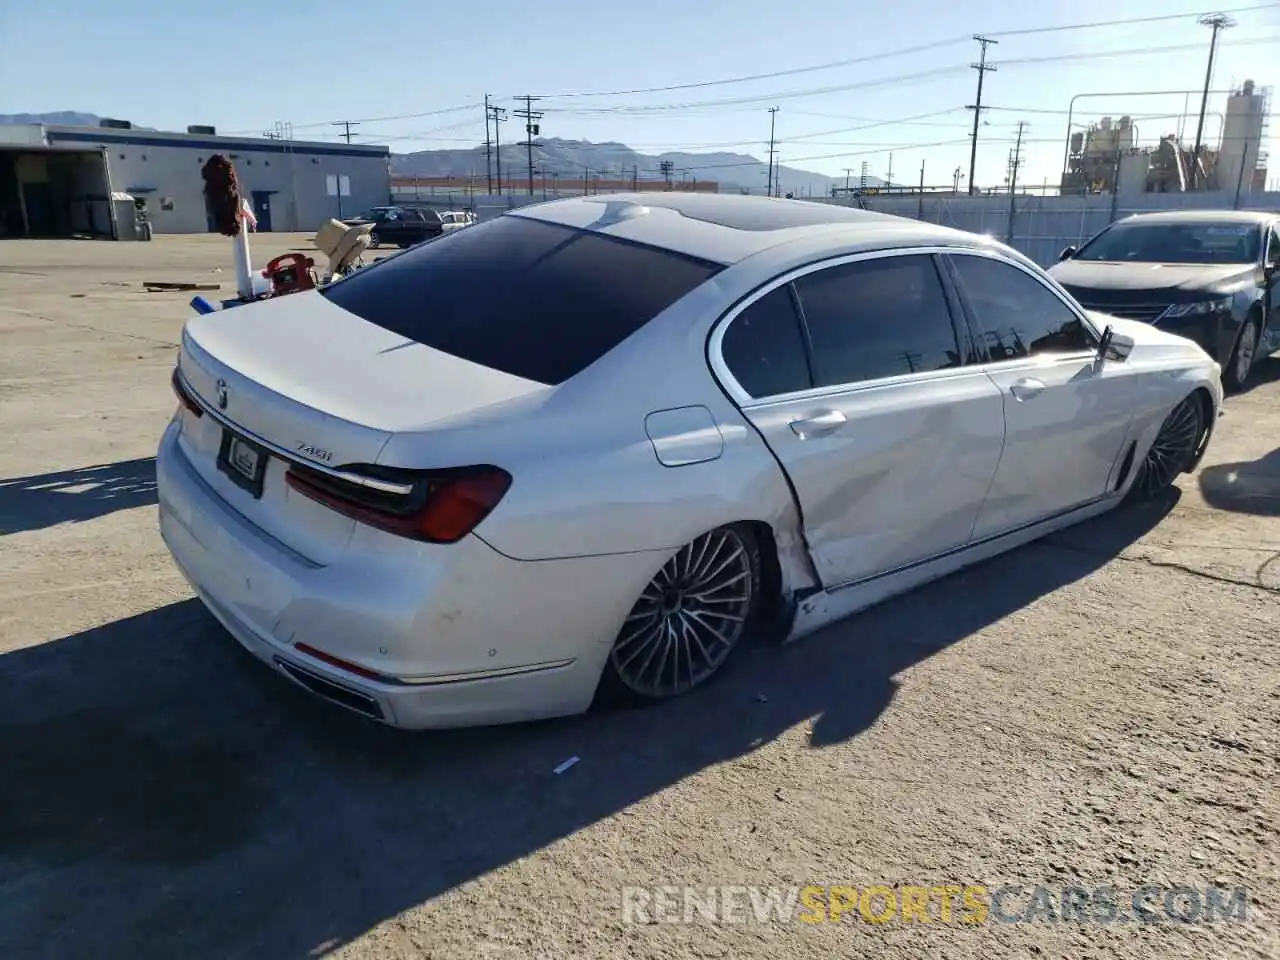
[359,207,396,220]
[1074,221,1261,265]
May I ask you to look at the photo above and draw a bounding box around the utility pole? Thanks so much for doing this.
[332,120,359,144]
[1191,13,1236,190]
[1007,121,1026,243]
[917,160,926,219]
[514,95,544,197]
[859,161,868,192]
[966,35,998,197]
[483,95,493,195]
[766,106,780,198]
[659,160,674,189]
[487,102,508,195]
[953,166,963,194]
[886,153,894,190]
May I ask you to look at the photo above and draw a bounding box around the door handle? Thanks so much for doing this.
[1009,378,1046,401]
[789,409,847,439]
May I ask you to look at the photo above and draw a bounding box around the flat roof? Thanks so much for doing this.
[44,125,390,160]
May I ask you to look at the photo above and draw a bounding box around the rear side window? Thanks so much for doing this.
[322,215,721,385]
[792,254,962,387]
[720,285,813,398]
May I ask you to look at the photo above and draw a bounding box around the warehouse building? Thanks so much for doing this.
[0,119,391,237]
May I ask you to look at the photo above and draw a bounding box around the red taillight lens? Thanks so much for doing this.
[171,367,204,418]
[285,464,511,544]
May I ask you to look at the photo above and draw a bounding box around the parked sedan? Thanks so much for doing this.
[158,194,1222,730]
[1050,210,1279,391]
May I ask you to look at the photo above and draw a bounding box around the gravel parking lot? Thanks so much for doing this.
[1,234,1277,960]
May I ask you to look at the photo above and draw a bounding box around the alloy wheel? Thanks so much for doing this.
[1134,397,1204,499]
[609,528,755,699]
[1235,319,1257,387]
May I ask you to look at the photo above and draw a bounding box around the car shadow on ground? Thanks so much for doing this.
[0,493,1178,959]
[0,457,157,535]
[1198,446,1280,516]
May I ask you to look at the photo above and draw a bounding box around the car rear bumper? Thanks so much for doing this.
[155,420,662,729]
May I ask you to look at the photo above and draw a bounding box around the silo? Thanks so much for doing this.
[1215,79,1266,192]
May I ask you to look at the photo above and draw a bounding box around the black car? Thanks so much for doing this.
[1049,211,1280,391]
[364,206,444,249]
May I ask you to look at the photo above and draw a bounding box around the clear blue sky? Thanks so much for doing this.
[2,0,1277,190]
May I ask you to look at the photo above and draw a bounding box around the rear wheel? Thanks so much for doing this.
[601,524,760,703]
[1223,315,1259,393]
[1127,394,1206,501]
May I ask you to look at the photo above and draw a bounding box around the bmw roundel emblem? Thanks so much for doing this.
[216,378,228,410]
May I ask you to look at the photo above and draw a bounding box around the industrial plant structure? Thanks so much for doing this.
[1060,80,1271,196]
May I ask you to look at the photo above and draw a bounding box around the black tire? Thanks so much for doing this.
[1222,314,1260,393]
[1126,394,1207,502]
[598,523,762,706]
[368,234,381,249]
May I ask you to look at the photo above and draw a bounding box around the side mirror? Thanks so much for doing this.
[1096,323,1134,364]
[1059,245,1077,262]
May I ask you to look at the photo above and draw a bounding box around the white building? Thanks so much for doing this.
[0,119,391,238]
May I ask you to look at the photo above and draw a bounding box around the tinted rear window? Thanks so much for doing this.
[321,214,722,384]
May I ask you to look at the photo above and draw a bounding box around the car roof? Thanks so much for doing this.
[1113,209,1276,226]
[507,192,985,265]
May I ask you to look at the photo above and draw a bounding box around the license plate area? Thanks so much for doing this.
[217,429,269,498]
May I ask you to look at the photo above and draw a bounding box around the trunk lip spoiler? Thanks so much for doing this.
[174,366,414,497]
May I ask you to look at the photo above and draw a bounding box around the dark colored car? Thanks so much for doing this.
[366,207,444,249]
[1049,211,1280,391]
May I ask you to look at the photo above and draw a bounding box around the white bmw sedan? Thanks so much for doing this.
[158,194,1223,729]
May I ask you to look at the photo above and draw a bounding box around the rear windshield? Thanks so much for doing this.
[1075,221,1261,265]
[321,214,722,384]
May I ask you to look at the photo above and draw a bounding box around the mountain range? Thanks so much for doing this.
[1,113,886,195]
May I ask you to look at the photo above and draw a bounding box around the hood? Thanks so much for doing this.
[1049,259,1254,295]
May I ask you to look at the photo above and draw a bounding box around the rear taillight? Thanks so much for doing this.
[171,368,204,418]
[285,463,511,544]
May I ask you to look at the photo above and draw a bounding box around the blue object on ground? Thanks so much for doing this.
[190,296,217,315]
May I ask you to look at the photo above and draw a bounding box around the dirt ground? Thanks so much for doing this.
[0,234,1277,960]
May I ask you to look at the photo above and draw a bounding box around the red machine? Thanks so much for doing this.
[262,253,317,297]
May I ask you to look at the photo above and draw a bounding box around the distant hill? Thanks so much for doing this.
[0,111,107,127]
[0,117,886,195]
[391,137,886,197]
[0,111,160,132]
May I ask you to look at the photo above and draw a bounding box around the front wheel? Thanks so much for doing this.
[1127,394,1206,502]
[1222,315,1259,393]
[600,524,761,704]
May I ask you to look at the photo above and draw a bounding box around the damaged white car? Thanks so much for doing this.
[158,193,1222,729]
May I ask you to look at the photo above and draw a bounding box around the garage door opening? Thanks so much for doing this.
[0,146,115,239]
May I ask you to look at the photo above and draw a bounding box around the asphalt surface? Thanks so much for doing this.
[1,234,1277,960]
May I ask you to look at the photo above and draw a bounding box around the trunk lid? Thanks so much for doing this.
[175,290,548,563]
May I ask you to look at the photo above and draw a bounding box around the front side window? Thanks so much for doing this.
[1074,220,1261,265]
[792,254,962,387]
[948,254,1095,361]
[321,214,722,385]
[720,284,813,398]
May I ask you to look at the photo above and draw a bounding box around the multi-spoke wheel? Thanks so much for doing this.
[1223,315,1259,393]
[1128,394,1206,501]
[603,525,760,702]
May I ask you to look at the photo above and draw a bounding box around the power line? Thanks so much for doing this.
[524,3,1279,100]
[486,101,508,195]
[766,107,780,198]
[967,36,998,197]
[531,35,1277,118]
[1192,13,1237,189]
[331,120,359,143]
[514,95,544,196]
